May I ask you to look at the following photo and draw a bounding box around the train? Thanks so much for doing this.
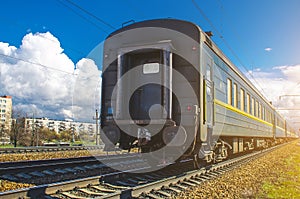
[100,19,298,166]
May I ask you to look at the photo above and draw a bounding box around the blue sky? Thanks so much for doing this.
[1,0,300,125]
[1,0,299,69]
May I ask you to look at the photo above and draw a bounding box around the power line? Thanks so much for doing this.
[0,52,101,81]
[55,0,110,34]
[0,53,75,75]
[62,0,116,30]
[212,0,274,96]
[191,0,269,99]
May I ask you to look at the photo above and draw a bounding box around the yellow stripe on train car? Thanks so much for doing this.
[214,99,273,127]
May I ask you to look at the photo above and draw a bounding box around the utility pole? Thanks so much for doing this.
[93,109,100,145]
[32,113,35,146]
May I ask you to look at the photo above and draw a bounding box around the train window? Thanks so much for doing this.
[251,98,254,115]
[233,83,238,108]
[268,110,271,122]
[227,79,232,105]
[255,101,259,117]
[246,94,250,113]
[143,63,159,74]
[206,62,212,81]
[260,103,262,119]
[240,88,245,111]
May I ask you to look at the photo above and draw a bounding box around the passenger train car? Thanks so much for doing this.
[100,19,297,164]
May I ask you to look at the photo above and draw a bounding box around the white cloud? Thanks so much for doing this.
[264,47,272,52]
[247,64,300,130]
[0,32,101,121]
[73,58,101,121]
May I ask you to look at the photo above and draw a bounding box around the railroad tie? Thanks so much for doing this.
[78,188,105,196]
[181,180,197,187]
[134,176,149,182]
[173,184,188,190]
[15,173,31,179]
[60,192,90,199]
[147,193,165,199]
[102,182,129,190]
[206,172,219,177]
[29,171,45,177]
[90,185,115,193]
[188,179,202,185]
[199,175,211,180]
[127,178,140,184]
[143,174,159,180]
[166,186,182,194]
[156,190,172,197]
[193,176,207,181]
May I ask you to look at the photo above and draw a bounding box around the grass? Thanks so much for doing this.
[260,142,300,198]
[0,144,16,148]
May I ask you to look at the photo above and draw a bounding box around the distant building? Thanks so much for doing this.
[0,96,12,144]
[24,117,97,135]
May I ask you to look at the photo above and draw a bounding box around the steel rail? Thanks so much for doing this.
[0,153,143,187]
[0,145,104,154]
[134,143,286,198]
[0,143,287,199]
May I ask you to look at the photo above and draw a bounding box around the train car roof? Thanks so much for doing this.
[105,18,282,117]
[106,18,201,42]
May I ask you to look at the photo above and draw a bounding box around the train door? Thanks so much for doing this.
[128,50,163,120]
[202,51,214,143]
[205,61,214,128]
[116,48,172,121]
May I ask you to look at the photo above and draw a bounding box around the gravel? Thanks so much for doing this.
[0,180,33,192]
[175,141,299,199]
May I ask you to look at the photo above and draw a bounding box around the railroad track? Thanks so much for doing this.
[0,143,285,199]
[0,145,104,154]
[0,153,144,185]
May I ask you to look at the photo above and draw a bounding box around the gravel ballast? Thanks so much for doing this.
[175,141,300,198]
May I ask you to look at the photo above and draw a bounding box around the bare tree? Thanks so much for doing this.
[10,108,26,147]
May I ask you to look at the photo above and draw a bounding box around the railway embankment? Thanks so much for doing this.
[175,140,300,198]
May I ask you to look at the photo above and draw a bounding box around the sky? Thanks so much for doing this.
[0,0,300,128]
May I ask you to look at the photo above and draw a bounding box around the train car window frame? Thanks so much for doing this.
[255,100,259,118]
[233,83,238,108]
[258,102,260,118]
[240,88,245,111]
[246,93,250,113]
[251,97,254,115]
[227,78,232,105]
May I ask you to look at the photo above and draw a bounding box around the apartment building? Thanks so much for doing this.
[0,96,12,144]
[24,117,96,135]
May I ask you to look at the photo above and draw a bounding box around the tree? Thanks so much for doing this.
[10,109,26,147]
[59,130,72,142]
[37,128,59,143]
[0,124,8,145]
[17,126,31,146]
